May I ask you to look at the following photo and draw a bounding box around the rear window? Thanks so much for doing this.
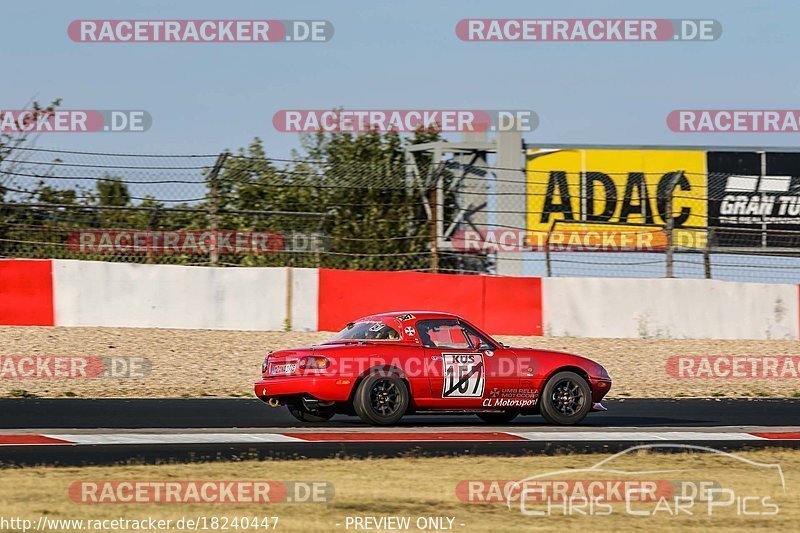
[328,321,401,341]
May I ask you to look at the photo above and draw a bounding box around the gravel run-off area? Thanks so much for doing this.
[1,327,798,398]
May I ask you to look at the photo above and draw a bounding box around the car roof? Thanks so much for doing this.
[361,311,461,321]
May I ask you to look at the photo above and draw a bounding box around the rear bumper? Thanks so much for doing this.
[254,376,353,403]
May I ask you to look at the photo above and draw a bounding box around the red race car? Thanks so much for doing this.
[254,311,611,426]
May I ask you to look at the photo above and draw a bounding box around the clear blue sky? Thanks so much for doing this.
[2,0,798,157]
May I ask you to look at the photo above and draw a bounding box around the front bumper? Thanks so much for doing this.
[589,377,612,403]
[254,376,352,403]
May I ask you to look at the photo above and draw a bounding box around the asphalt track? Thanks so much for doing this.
[1,398,798,465]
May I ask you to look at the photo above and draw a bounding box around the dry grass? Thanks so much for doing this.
[0,450,797,532]
[0,326,799,398]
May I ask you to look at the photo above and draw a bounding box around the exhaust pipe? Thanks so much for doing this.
[267,397,282,407]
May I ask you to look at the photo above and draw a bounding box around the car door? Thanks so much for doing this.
[419,319,519,408]
[459,322,521,405]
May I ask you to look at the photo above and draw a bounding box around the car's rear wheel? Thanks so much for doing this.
[476,411,519,424]
[287,404,335,423]
[540,371,591,425]
[353,375,409,425]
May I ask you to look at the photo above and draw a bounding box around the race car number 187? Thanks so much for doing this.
[441,353,485,398]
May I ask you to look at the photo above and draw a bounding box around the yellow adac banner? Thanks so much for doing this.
[526,149,708,248]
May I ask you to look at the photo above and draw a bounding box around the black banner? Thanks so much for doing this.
[708,151,800,248]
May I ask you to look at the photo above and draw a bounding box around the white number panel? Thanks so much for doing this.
[441,353,485,398]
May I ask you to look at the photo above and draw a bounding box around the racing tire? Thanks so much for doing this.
[353,375,409,426]
[287,404,335,423]
[476,411,519,424]
[540,371,592,425]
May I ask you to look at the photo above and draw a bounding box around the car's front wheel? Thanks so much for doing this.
[540,371,591,425]
[353,375,409,425]
[287,404,335,423]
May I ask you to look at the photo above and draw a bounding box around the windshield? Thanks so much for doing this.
[327,321,401,341]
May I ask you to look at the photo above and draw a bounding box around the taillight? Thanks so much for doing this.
[261,353,272,374]
[298,356,330,370]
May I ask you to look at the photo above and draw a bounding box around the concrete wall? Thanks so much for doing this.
[51,260,310,331]
[1,259,797,339]
[543,277,799,340]
[289,267,319,332]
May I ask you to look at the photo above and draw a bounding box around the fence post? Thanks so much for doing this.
[664,170,684,278]
[145,206,160,264]
[207,152,229,267]
[285,267,293,332]
[545,222,554,277]
[429,160,443,273]
[704,227,713,279]
[429,185,439,273]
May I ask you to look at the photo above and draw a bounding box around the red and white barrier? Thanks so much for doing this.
[1,430,798,446]
[0,260,54,326]
[316,269,542,335]
[0,259,797,339]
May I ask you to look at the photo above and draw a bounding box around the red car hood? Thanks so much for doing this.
[509,347,609,378]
